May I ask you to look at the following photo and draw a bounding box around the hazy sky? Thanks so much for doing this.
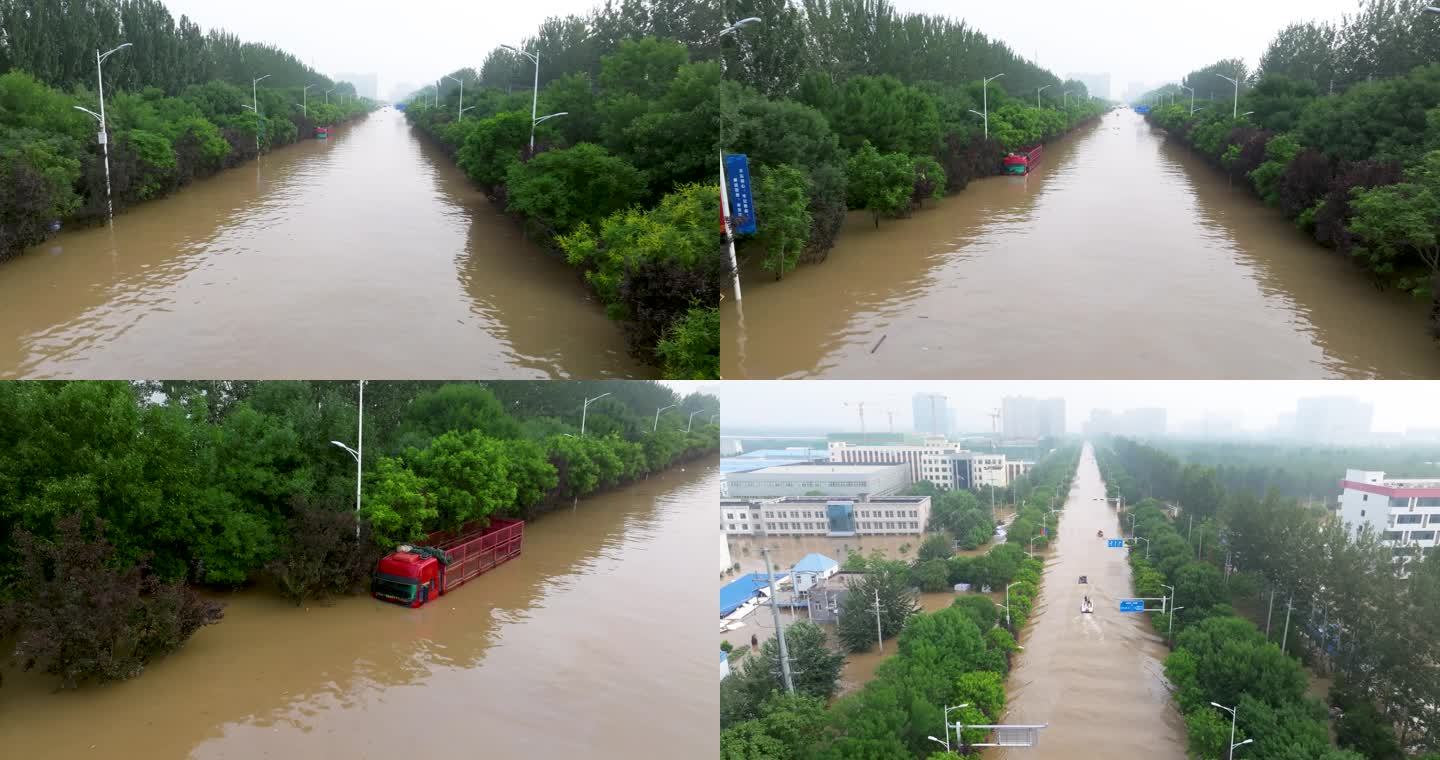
[165,0,1360,101]
[716,381,1440,434]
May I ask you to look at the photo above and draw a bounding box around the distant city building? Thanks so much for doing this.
[1002,397,1066,440]
[720,495,932,537]
[827,441,1023,490]
[1067,72,1111,100]
[912,393,950,435]
[1084,408,1167,436]
[336,72,378,100]
[721,438,743,456]
[1295,397,1373,443]
[724,461,911,499]
[1338,470,1440,573]
[1122,80,1150,103]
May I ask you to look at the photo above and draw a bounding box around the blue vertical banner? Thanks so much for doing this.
[724,153,758,235]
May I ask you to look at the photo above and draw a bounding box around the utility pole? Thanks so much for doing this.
[1265,588,1275,639]
[760,547,795,693]
[1281,594,1294,652]
[874,588,885,654]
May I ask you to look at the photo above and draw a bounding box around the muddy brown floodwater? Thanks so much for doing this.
[989,443,1185,759]
[0,464,715,759]
[0,108,648,379]
[723,109,1440,379]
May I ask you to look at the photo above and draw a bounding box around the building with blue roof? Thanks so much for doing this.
[720,572,777,617]
[790,553,839,595]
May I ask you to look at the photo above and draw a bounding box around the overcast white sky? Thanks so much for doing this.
[166,0,1360,100]
[716,381,1440,435]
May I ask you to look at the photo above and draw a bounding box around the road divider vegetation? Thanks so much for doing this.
[0,0,376,262]
[1137,0,1440,337]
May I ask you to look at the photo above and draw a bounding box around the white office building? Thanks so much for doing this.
[1338,470,1440,571]
[827,441,1022,491]
[720,495,932,537]
[725,462,911,499]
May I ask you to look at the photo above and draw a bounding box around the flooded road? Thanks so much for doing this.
[0,108,647,379]
[0,464,715,759]
[990,443,1184,759]
[722,110,1440,379]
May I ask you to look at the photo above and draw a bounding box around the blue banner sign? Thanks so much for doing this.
[1107,539,1124,548]
[1119,599,1145,612]
[724,153,757,235]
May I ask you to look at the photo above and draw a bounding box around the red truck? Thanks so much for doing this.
[371,518,524,608]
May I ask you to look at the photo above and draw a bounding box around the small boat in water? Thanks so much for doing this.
[1003,144,1042,175]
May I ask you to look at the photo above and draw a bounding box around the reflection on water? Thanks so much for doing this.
[988,444,1185,759]
[0,110,647,379]
[722,110,1440,379]
[0,465,716,759]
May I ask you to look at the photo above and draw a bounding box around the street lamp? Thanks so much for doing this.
[77,42,131,221]
[500,43,551,153]
[1240,110,1255,118]
[324,86,336,104]
[1424,5,1439,13]
[1179,84,1195,114]
[654,403,678,432]
[580,392,611,437]
[460,105,476,119]
[249,74,271,153]
[445,73,466,122]
[1037,83,1051,109]
[1064,89,1077,108]
[932,703,970,752]
[978,72,1004,139]
[329,380,364,539]
[1168,606,1184,642]
[1217,73,1240,119]
[716,16,763,304]
[1004,581,1021,627]
[301,84,316,119]
[1211,702,1250,760]
[1134,535,1150,559]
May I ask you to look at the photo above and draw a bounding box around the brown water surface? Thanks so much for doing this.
[0,108,646,379]
[0,464,715,759]
[989,443,1185,759]
[722,110,1440,379]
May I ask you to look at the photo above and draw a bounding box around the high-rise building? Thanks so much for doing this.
[912,393,949,435]
[1002,397,1066,440]
[1084,408,1167,436]
[1295,397,1373,443]
[1066,72,1111,100]
[336,72,379,101]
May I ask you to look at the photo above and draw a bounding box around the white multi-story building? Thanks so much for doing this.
[725,462,911,499]
[1338,470,1440,570]
[720,495,932,537]
[828,441,1020,491]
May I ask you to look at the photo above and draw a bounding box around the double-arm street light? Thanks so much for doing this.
[324,86,336,105]
[444,73,466,121]
[928,703,971,753]
[716,16,763,303]
[1037,84,1051,109]
[1211,702,1254,759]
[1179,84,1196,114]
[653,403,678,431]
[73,42,131,221]
[241,74,272,153]
[686,410,703,432]
[329,380,364,539]
[499,44,567,152]
[580,392,611,437]
[971,72,1004,139]
[1217,73,1241,119]
[298,84,317,119]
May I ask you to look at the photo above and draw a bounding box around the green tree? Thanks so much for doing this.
[752,163,812,280]
[504,143,646,236]
[846,141,918,227]
[837,561,921,652]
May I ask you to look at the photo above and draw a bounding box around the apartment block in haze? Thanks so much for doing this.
[1001,396,1066,440]
[1338,470,1440,571]
[912,393,950,435]
[1296,397,1374,443]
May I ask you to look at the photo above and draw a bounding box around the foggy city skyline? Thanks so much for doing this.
[158,0,1366,103]
[717,381,1440,438]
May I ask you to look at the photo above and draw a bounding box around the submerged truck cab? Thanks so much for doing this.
[372,518,524,608]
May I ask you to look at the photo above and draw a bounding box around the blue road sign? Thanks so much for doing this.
[1107,539,1124,548]
[723,153,757,235]
[1119,599,1145,612]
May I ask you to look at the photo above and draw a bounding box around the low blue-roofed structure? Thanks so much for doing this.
[720,447,825,474]
[790,553,839,594]
[720,572,775,616]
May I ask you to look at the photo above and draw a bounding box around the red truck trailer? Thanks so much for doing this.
[371,518,524,608]
[1002,145,1043,175]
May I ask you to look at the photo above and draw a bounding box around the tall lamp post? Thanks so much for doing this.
[1179,84,1195,113]
[1064,89,1077,108]
[580,392,612,437]
[75,42,132,222]
[444,73,466,122]
[716,16,762,303]
[329,380,365,539]
[247,74,271,153]
[500,43,547,152]
[324,86,336,104]
[1037,83,1051,108]
[978,72,1004,139]
[653,403,678,431]
[1211,702,1253,760]
[1217,73,1240,119]
[300,84,315,119]
[687,410,703,432]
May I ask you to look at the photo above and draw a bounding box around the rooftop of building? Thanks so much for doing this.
[729,462,909,476]
[792,553,839,573]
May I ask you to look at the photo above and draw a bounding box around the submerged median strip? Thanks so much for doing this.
[719,445,1079,758]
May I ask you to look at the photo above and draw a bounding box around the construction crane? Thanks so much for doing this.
[843,401,867,443]
[988,407,1002,450]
